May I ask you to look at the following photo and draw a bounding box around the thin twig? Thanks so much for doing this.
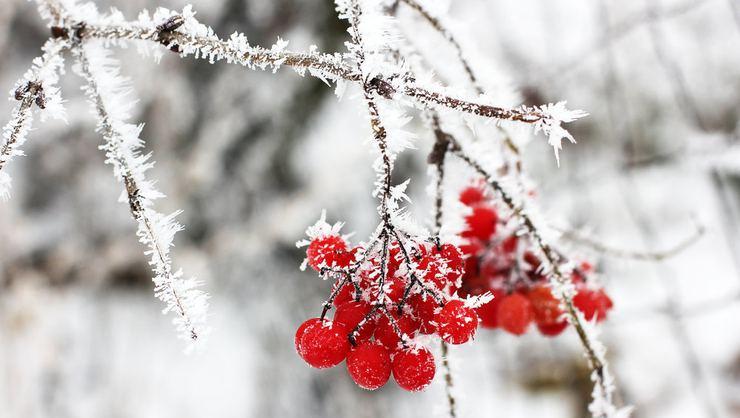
[557,219,705,261]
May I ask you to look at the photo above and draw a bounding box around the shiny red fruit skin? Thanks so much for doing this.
[334,301,376,343]
[497,293,533,335]
[408,293,439,334]
[527,285,565,326]
[374,313,420,350]
[459,186,486,206]
[295,318,322,353]
[297,319,351,369]
[462,205,498,241]
[346,342,392,390]
[332,280,355,307]
[392,346,436,392]
[476,288,505,329]
[537,321,568,337]
[573,287,613,321]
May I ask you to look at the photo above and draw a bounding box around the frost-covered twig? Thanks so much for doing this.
[74,41,209,346]
[398,0,479,90]
[0,38,66,200]
[35,4,585,161]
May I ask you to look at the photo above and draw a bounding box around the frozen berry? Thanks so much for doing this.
[527,285,567,337]
[297,319,350,368]
[500,235,518,253]
[408,293,439,334]
[295,317,321,353]
[334,301,376,343]
[476,287,504,329]
[369,276,406,305]
[497,293,533,335]
[573,287,613,322]
[332,280,355,307]
[537,322,568,336]
[374,313,420,350]
[462,206,498,241]
[435,300,478,344]
[459,186,485,206]
[384,277,406,304]
[346,341,392,390]
[392,346,436,392]
[306,235,354,271]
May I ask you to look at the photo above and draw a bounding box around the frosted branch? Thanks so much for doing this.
[0,38,66,200]
[73,41,209,347]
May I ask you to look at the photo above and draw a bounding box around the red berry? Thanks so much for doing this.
[374,313,420,350]
[435,300,478,344]
[408,293,439,334]
[332,280,355,307]
[462,206,498,241]
[523,251,541,270]
[573,287,613,322]
[295,318,322,353]
[384,277,406,304]
[392,346,436,392]
[537,322,568,336]
[500,235,518,253]
[476,288,504,329]
[346,341,392,390]
[297,319,350,368]
[334,301,376,343]
[460,239,482,279]
[387,246,402,278]
[418,244,464,295]
[368,276,406,305]
[459,186,485,206]
[306,235,354,271]
[497,293,533,335]
[527,285,567,337]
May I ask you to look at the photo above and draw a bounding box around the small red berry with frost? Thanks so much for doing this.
[573,287,613,321]
[306,235,355,271]
[375,313,420,350]
[392,346,436,392]
[408,293,438,334]
[435,299,478,344]
[462,205,498,241]
[334,301,376,343]
[297,319,350,369]
[332,280,355,307]
[527,285,567,337]
[500,235,518,253]
[295,317,322,353]
[476,287,505,329]
[459,186,486,206]
[346,341,392,390]
[497,293,533,335]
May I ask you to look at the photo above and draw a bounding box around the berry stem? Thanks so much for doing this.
[320,272,351,320]
[440,341,457,418]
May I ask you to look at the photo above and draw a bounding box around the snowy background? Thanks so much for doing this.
[1,0,739,417]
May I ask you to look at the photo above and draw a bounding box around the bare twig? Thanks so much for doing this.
[557,219,705,261]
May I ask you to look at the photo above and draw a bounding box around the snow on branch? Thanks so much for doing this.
[73,41,209,347]
[33,2,586,164]
[0,38,66,200]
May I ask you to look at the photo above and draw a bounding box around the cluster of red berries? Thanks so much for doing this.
[457,183,614,337]
[295,216,486,391]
